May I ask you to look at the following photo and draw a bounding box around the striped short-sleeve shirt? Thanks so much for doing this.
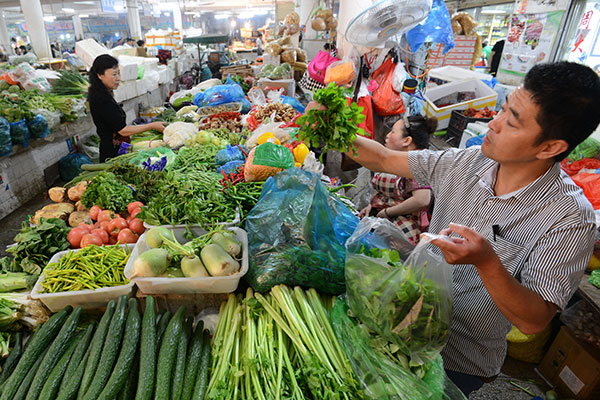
[408,146,596,377]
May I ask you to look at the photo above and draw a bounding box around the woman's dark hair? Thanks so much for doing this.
[404,115,437,149]
[89,54,118,93]
[525,61,600,162]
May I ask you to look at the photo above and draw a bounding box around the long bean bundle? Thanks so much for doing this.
[41,245,130,293]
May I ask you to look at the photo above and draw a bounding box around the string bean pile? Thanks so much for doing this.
[41,245,130,293]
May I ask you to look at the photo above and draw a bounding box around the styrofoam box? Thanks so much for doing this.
[258,78,296,98]
[113,85,127,102]
[30,244,135,312]
[123,81,137,99]
[75,38,110,70]
[136,80,146,96]
[429,66,493,85]
[124,226,248,294]
[158,67,169,84]
[423,79,498,130]
[459,122,489,149]
[119,63,138,81]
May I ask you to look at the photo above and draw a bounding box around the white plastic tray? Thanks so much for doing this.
[142,208,241,230]
[124,226,248,294]
[31,244,135,313]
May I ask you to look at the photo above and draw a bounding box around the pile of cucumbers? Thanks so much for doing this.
[0,295,211,400]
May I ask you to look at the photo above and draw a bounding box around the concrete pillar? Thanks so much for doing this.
[299,0,318,40]
[173,4,182,32]
[0,11,12,55]
[20,0,52,59]
[72,15,84,41]
[126,0,142,39]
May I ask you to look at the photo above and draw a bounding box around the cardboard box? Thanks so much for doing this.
[538,326,600,400]
[112,48,138,58]
[423,78,498,129]
[426,35,478,69]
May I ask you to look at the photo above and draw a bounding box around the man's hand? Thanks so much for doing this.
[431,223,500,269]
[358,204,372,219]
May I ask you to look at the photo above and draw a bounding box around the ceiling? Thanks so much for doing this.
[0,0,290,23]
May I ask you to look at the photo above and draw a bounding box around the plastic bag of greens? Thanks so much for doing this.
[27,114,50,139]
[58,152,91,182]
[331,299,466,400]
[245,168,359,294]
[0,117,12,156]
[129,146,176,169]
[32,108,61,129]
[9,118,30,147]
[216,144,247,166]
[345,217,453,362]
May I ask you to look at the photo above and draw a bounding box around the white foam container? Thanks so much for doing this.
[125,226,248,294]
[31,244,135,312]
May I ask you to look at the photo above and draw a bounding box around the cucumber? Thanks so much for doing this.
[118,351,139,400]
[26,306,82,400]
[191,330,211,400]
[171,318,192,400]
[135,296,157,400]
[57,350,91,400]
[156,311,171,345]
[154,306,186,400]
[96,298,141,400]
[13,348,49,400]
[1,306,71,400]
[82,295,128,400]
[0,332,23,386]
[38,335,81,400]
[78,300,116,398]
[59,324,95,394]
[181,322,204,400]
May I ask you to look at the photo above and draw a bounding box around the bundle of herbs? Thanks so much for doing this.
[296,83,365,159]
[80,171,135,212]
[50,70,89,96]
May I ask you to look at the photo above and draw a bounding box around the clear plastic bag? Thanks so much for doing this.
[560,300,600,349]
[32,108,61,130]
[27,114,50,139]
[345,217,453,361]
[392,61,408,93]
[0,117,12,156]
[245,168,359,294]
[58,153,92,182]
[245,120,294,149]
[9,119,31,147]
[324,58,357,85]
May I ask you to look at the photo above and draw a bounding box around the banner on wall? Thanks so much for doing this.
[513,0,569,14]
[499,10,564,77]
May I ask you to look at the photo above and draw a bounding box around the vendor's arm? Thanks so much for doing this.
[346,135,413,178]
[432,222,594,334]
[118,121,165,137]
[378,188,431,218]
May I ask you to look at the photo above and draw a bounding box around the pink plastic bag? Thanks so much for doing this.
[308,50,340,85]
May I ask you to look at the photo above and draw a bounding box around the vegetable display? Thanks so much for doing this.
[50,70,89,97]
[297,83,365,158]
[81,172,135,212]
[198,111,243,133]
[40,245,130,293]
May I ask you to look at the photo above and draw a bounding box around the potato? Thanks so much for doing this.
[30,210,68,225]
[75,200,88,212]
[48,187,67,203]
[68,211,91,227]
[68,181,88,202]
[42,203,75,214]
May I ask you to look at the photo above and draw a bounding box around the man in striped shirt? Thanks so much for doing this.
[346,62,600,395]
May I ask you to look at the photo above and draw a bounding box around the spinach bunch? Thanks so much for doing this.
[6,218,70,274]
[81,171,134,212]
[297,83,365,158]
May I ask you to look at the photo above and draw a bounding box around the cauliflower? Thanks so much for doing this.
[163,122,198,149]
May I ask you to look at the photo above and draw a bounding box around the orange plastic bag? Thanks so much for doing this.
[371,58,405,116]
[571,172,600,209]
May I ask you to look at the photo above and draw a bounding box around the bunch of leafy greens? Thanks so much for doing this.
[106,163,167,205]
[6,218,70,274]
[590,270,600,289]
[345,246,449,365]
[297,83,365,158]
[80,171,134,212]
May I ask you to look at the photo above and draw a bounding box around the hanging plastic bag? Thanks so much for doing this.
[0,117,12,156]
[372,58,406,116]
[392,61,408,93]
[58,153,92,182]
[345,217,453,361]
[27,114,50,139]
[406,0,454,54]
[245,168,359,294]
[308,50,340,85]
[9,119,30,147]
[330,299,466,400]
[324,58,357,85]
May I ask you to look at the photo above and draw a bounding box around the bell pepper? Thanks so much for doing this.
[293,143,310,164]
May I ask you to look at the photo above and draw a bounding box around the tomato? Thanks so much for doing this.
[107,236,118,245]
[108,217,129,237]
[128,218,146,235]
[68,227,87,248]
[80,233,103,248]
[98,210,116,222]
[126,215,133,224]
[77,223,93,232]
[89,205,102,221]
[98,220,111,233]
[127,201,144,215]
[91,228,109,244]
[129,208,141,219]
[117,228,139,244]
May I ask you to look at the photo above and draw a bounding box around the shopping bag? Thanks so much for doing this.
[245,168,359,294]
[372,58,406,116]
[0,117,12,156]
[308,50,340,85]
[345,217,453,361]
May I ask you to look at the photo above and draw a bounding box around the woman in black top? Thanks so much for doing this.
[88,55,165,162]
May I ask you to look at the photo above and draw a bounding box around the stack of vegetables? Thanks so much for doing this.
[0,295,211,400]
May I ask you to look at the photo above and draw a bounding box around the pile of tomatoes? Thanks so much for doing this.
[67,201,147,249]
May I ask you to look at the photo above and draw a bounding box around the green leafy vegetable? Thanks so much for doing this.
[589,270,600,288]
[297,83,365,158]
[50,70,89,96]
[81,171,135,212]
